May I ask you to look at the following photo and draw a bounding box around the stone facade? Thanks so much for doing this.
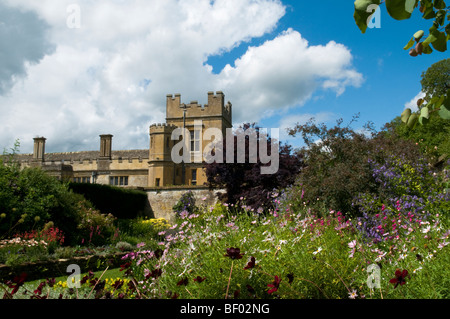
[13,91,232,190]
[146,186,224,223]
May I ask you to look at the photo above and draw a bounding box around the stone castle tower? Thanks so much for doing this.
[148,91,232,187]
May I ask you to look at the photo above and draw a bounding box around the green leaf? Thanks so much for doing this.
[420,106,430,119]
[405,0,417,12]
[407,113,419,128]
[422,44,433,54]
[434,0,447,10]
[386,0,415,20]
[404,37,416,49]
[413,30,425,40]
[401,108,412,123]
[422,6,437,19]
[419,106,430,124]
[430,30,447,52]
[423,32,438,46]
[419,115,429,125]
[438,104,450,119]
[354,0,382,33]
[438,92,450,119]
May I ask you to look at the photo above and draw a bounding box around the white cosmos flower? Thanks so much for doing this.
[313,247,322,255]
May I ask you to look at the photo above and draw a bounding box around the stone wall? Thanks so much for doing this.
[145,186,224,223]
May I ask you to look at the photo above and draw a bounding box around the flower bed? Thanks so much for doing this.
[0,251,127,282]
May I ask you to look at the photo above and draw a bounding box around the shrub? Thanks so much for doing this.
[75,200,117,247]
[353,154,449,243]
[205,123,303,211]
[286,116,424,217]
[173,191,198,217]
[115,241,134,252]
[0,159,84,245]
[68,182,148,219]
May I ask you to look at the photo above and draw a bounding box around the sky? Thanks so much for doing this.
[0,0,447,154]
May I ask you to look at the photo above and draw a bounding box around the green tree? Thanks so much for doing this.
[421,58,450,102]
[384,113,450,162]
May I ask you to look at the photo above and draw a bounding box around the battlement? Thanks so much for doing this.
[166,91,231,121]
[150,123,178,134]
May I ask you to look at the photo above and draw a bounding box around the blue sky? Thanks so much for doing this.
[0,0,447,153]
[240,1,446,146]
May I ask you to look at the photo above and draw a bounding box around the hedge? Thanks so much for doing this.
[68,183,148,219]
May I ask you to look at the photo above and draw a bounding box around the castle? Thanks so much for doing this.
[15,91,232,189]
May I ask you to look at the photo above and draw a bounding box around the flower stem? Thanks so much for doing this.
[87,266,109,299]
[225,260,234,299]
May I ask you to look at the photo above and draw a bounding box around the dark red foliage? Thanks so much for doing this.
[204,123,303,211]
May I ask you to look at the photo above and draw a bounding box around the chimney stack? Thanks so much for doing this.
[33,137,46,162]
[99,134,113,159]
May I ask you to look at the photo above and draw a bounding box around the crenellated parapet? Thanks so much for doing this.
[149,123,177,134]
[165,91,231,123]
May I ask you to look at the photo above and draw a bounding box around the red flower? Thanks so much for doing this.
[224,247,244,260]
[112,279,124,290]
[193,276,206,283]
[145,268,162,279]
[46,278,56,287]
[119,262,131,271]
[389,269,409,289]
[177,277,189,286]
[34,281,46,295]
[6,272,27,295]
[287,273,294,284]
[267,275,282,294]
[243,256,256,270]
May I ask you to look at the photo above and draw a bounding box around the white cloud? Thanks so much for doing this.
[0,0,362,156]
[214,29,363,122]
[404,91,425,112]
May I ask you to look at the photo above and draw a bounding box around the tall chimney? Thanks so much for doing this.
[33,137,46,162]
[99,134,113,159]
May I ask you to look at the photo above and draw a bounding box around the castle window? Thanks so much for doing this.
[73,177,91,184]
[155,178,160,187]
[190,130,200,153]
[166,137,170,148]
[191,169,197,186]
[110,176,128,186]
